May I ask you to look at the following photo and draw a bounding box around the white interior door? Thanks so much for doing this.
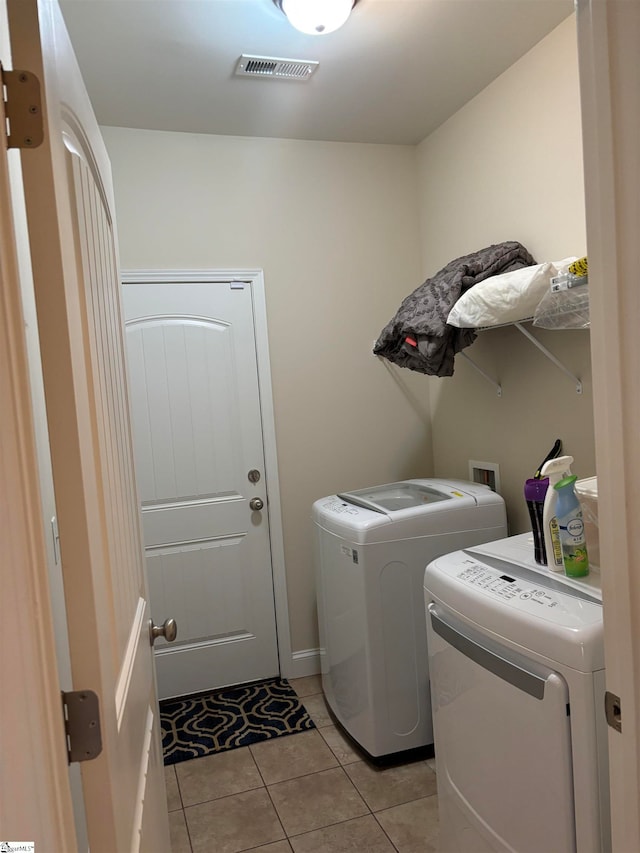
[0,15,77,845]
[7,1,170,850]
[123,276,280,699]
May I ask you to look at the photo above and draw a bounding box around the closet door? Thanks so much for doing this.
[123,277,280,698]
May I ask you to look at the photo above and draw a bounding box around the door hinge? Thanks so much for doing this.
[605,690,622,733]
[1,63,44,149]
[61,690,103,764]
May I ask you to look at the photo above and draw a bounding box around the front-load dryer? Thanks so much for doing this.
[312,478,507,759]
[424,533,610,853]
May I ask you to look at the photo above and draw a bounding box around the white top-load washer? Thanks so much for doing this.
[424,533,610,853]
[312,479,507,758]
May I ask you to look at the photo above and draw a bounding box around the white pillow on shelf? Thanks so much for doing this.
[447,261,559,328]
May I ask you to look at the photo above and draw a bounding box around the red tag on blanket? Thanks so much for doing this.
[405,336,417,347]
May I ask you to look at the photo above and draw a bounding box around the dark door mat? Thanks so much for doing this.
[160,677,316,765]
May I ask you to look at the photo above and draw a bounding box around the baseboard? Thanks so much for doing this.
[285,648,320,679]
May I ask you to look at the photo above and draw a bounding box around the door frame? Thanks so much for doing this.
[121,267,293,678]
[576,1,640,849]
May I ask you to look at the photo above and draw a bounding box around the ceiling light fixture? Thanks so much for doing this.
[273,0,358,36]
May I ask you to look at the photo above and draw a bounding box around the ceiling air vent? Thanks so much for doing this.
[235,55,319,81]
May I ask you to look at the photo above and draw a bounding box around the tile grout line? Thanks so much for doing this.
[283,810,377,844]
[270,763,371,840]
[183,808,195,853]
[370,808,404,853]
[248,742,290,847]
[259,782,289,849]
[170,763,196,853]
[252,702,385,846]
[171,748,350,813]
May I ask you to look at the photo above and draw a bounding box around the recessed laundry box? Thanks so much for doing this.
[312,479,507,758]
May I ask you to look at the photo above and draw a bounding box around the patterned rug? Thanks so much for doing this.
[160,677,315,765]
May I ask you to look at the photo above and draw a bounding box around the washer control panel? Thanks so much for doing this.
[322,498,360,516]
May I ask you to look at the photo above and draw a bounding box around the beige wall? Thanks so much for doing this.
[417,16,595,534]
[103,14,594,657]
[102,127,432,653]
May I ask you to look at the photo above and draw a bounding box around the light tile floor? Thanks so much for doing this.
[166,675,439,852]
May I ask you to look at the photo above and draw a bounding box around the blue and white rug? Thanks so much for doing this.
[160,677,315,765]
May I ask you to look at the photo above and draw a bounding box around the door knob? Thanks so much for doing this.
[249,497,264,511]
[149,617,177,646]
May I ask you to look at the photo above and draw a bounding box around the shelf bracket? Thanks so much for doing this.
[376,321,582,396]
[513,323,583,394]
[459,352,502,397]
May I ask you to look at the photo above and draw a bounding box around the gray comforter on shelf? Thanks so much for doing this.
[373,241,536,377]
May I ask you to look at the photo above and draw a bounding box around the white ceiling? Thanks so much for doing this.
[59,0,573,146]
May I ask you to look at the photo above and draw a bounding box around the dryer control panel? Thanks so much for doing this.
[431,553,603,632]
[425,545,605,682]
[457,562,560,608]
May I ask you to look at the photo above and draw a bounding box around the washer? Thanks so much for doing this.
[312,478,507,758]
[424,533,610,853]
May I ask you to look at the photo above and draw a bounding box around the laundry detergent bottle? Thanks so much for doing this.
[540,455,574,572]
[554,475,590,578]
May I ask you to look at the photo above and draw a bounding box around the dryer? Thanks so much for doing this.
[312,479,507,758]
[424,533,610,853]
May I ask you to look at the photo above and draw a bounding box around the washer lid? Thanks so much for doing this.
[338,481,451,514]
[313,479,503,544]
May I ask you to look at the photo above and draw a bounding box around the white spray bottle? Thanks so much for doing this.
[541,455,574,572]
